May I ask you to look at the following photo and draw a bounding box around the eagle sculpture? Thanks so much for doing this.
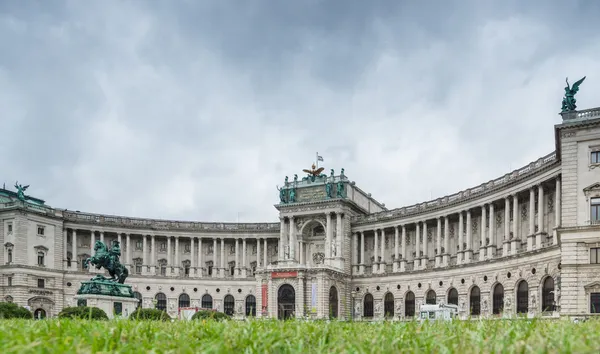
[303,164,325,177]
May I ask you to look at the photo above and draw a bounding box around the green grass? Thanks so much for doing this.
[0,318,599,353]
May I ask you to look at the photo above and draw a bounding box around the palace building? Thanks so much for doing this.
[1,104,599,321]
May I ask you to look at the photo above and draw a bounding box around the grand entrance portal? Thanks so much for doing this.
[277,284,295,320]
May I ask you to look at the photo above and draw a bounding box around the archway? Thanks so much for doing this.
[384,292,394,318]
[224,295,235,315]
[277,284,295,320]
[447,288,458,305]
[363,293,374,318]
[178,293,190,308]
[516,280,529,313]
[155,293,167,311]
[245,295,257,317]
[328,286,338,319]
[405,291,415,317]
[133,291,143,309]
[542,277,555,312]
[426,290,437,304]
[33,308,46,320]
[493,284,504,315]
[469,286,480,316]
[201,294,213,309]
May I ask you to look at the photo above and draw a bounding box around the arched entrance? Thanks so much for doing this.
[516,280,529,314]
[493,284,504,315]
[542,277,555,312]
[34,308,46,320]
[328,286,338,319]
[277,284,295,320]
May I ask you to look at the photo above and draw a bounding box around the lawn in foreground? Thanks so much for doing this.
[0,318,599,353]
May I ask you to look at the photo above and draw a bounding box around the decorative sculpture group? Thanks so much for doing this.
[561,76,586,112]
[77,240,133,298]
[14,181,29,201]
[278,165,347,204]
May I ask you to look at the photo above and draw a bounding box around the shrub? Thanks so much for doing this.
[0,302,33,319]
[129,308,171,321]
[58,306,108,320]
[191,309,231,321]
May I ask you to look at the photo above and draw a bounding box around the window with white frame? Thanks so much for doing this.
[37,251,45,266]
[591,247,600,264]
[592,198,600,224]
[37,226,45,236]
[7,222,13,235]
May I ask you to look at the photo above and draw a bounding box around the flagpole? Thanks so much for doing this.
[316,152,319,168]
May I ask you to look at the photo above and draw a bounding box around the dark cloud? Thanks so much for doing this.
[1,0,600,222]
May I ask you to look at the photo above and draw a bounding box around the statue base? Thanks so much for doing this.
[77,279,135,298]
[73,294,139,319]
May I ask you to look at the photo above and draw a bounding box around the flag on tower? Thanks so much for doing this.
[317,154,324,162]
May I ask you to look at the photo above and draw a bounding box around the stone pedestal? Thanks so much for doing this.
[74,294,139,319]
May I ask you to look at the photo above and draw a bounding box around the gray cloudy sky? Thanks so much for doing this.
[1,0,599,222]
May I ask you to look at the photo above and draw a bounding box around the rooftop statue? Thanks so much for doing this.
[303,163,326,182]
[14,181,29,201]
[83,240,129,284]
[561,76,586,112]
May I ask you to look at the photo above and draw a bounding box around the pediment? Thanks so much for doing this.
[4,242,14,248]
[34,245,49,252]
[583,281,600,290]
[583,183,600,193]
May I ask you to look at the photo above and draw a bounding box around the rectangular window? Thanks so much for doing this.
[37,279,45,288]
[591,248,600,264]
[7,223,12,234]
[591,151,600,164]
[8,277,12,287]
[592,198,600,224]
[591,293,600,313]
[37,226,44,236]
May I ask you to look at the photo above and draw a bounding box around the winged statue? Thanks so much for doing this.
[561,76,586,112]
[14,181,29,201]
[303,164,325,177]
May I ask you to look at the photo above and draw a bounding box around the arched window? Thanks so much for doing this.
[542,277,555,312]
[426,290,437,305]
[224,295,235,315]
[202,294,213,309]
[363,293,374,318]
[155,293,167,311]
[384,292,394,318]
[329,286,339,319]
[405,291,415,317]
[33,308,46,320]
[245,295,256,317]
[447,288,458,305]
[516,280,529,313]
[470,286,480,316]
[493,284,504,315]
[178,293,190,308]
[133,291,143,309]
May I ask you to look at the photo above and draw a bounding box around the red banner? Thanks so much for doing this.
[271,271,298,279]
[261,284,268,314]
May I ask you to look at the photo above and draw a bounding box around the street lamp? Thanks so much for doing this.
[351,291,356,322]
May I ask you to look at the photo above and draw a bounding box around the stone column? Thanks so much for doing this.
[422,222,428,269]
[175,236,180,276]
[63,228,68,269]
[198,237,203,277]
[299,241,304,265]
[212,238,217,278]
[528,187,535,251]
[435,218,442,267]
[235,238,240,276]
[142,235,147,275]
[71,229,77,271]
[242,238,247,277]
[465,210,473,262]
[414,223,420,270]
[289,216,296,260]
[359,232,365,274]
[511,193,520,255]
[353,232,359,274]
[257,238,262,268]
[336,212,343,259]
[554,177,561,245]
[373,229,379,273]
[279,218,285,260]
[151,235,156,275]
[325,213,332,259]
[457,212,464,265]
[401,225,407,271]
[263,238,268,268]
[488,203,496,258]
[480,205,487,259]
[443,217,450,266]
[100,231,104,244]
[190,237,195,277]
[380,228,386,273]
[393,226,400,272]
[536,184,544,249]
[90,230,95,257]
[220,238,225,277]
[126,233,131,267]
[503,197,510,256]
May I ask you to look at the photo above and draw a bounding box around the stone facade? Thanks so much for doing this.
[1,107,600,320]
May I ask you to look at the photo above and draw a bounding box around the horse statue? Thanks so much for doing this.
[83,240,129,284]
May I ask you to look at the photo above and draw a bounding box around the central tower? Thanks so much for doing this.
[257,160,386,320]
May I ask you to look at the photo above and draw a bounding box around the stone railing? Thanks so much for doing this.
[0,200,54,215]
[62,210,280,232]
[354,151,558,224]
[576,107,600,120]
